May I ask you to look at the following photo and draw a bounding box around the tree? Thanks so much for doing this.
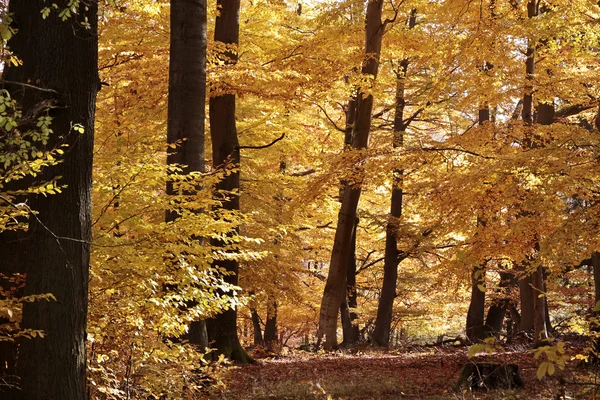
[372,9,417,347]
[206,0,252,363]
[166,0,209,350]
[318,0,386,350]
[0,1,98,398]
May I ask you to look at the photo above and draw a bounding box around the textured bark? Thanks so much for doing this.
[166,0,209,351]
[318,0,385,350]
[341,219,359,346]
[206,0,251,363]
[0,1,98,398]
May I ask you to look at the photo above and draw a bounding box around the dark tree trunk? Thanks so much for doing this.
[317,0,384,350]
[484,272,514,337]
[264,300,278,347]
[341,218,359,345]
[519,275,534,332]
[166,0,209,351]
[530,101,554,344]
[339,75,360,347]
[206,0,251,363]
[466,264,486,342]
[0,1,98,398]
[250,307,264,347]
[591,253,600,359]
[372,31,414,345]
[466,103,490,343]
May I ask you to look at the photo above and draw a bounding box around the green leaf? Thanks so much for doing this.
[40,7,51,19]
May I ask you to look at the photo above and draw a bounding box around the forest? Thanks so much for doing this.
[1,0,600,399]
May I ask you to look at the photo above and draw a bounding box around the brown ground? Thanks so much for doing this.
[206,344,600,399]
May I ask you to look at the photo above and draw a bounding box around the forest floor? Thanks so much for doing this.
[206,339,600,399]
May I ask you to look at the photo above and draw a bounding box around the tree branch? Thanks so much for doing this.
[314,103,345,133]
[238,133,285,150]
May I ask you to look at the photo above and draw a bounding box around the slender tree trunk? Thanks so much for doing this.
[517,0,549,345]
[166,0,209,351]
[372,41,414,346]
[206,0,251,363]
[530,99,554,344]
[341,218,359,345]
[0,1,98,398]
[317,0,385,350]
[339,76,360,346]
[466,101,490,343]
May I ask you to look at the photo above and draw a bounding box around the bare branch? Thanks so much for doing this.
[314,103,345,133]
[238,133,285,150]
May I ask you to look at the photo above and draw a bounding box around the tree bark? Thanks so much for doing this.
[519,275,535,332]
[206,0,251,363]
[264,299,278,347]
[341,218,359,345]
[317,0,385,350]
[250,307,264,347]
[484,272,514,337]
[0,1,98,398]
[166,0,209,351]
[466,264,487,342]
[465,101,490,343]
[373,51,413,346]
[591,253,600,360]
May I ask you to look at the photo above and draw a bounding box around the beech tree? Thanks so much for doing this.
[206,0,252,363]
[318,0,386,350]
[0,1,98,398]
[165,0,209,348]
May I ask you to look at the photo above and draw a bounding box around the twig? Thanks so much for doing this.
[0,79,59,95]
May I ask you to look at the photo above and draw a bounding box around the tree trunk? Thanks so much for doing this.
[466,102,490,343]
[264,300,278,347]
[372,24,415,344]
[206,0,251,363]
[341,218,359,345]
[166,0,209,351]
[466,264,486,342]
[250,307,264,347]
[0,1,98,398]
[317,0,385,350]
[591,253,600,360]
[519,275,534,332]
[532,265,548,343]
[531,100,554,344]
[484,272,514,337]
